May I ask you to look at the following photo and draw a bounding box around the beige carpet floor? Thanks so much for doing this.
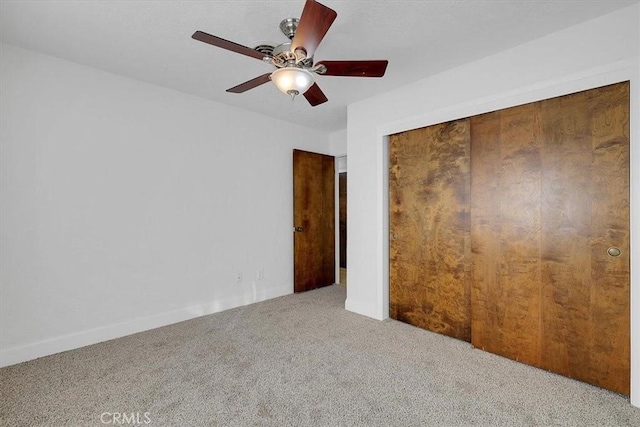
[1,285,639,426]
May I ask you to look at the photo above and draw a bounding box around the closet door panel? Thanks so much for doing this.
[470,104,542,366]
[468,112,501,353]
[389,119,471,341]
[471,81,629,395]
[538,90,594,381]
[588,83,630,395]
[539,82,630,394]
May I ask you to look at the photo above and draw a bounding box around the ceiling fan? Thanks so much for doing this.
[192,0,388,106]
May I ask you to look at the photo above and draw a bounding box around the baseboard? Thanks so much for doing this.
[344,298,382,320]
[0,285,292,368]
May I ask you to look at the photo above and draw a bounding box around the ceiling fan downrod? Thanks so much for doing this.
[279,18,299,40]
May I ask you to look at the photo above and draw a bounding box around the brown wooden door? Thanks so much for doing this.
[470,101,544,367]
[293,149,335,293]
[389,119,472,341]
[471,82,630,394]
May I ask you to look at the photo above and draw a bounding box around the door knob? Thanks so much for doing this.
[607,247,621,257]
[294,226,304,232]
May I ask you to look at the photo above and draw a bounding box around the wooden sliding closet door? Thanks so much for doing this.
[538,82,630,394]
[389,119,472,341]
[471,82,630,394]
[470,102,543,366]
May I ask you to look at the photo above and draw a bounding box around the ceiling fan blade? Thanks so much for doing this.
[303,83,328,106]
[317,60,389,77]
[291,0,337,58]
[226,73,272,93]
[192,31,267,61]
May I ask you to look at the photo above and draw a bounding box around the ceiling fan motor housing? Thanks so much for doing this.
[253,44,275,57]
[270,42,313,68]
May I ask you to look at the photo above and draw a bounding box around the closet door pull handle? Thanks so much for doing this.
[607,247,621,257]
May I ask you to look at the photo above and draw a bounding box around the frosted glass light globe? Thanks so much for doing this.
[271,67,314,99]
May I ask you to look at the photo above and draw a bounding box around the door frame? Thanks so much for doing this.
[335,155,347,284]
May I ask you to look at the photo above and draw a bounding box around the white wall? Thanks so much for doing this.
[345,4,640,406]
[329,129,347,157]
[0,43,330,367]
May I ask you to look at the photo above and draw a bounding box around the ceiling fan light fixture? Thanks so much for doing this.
[192,0,388,106]
[270,67,314,99]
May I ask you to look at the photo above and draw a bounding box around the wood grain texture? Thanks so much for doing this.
[316,60,388,77]
[304,83,328,107]
[191,31,267,61]
[226,73,272,94]
[389,119,471,341]
[293,150,335,293]
[470,103,543,367]
[538,82,630,394]
[471,81,630,394]
[291,0,337,58]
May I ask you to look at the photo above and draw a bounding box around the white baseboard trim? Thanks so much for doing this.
[0,285,292,368]
[344,298,382,320]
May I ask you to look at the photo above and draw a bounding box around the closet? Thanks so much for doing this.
[389,119,472,341]
[389,81,630,395]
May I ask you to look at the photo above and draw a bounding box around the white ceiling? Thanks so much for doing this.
[1,0,638,132]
